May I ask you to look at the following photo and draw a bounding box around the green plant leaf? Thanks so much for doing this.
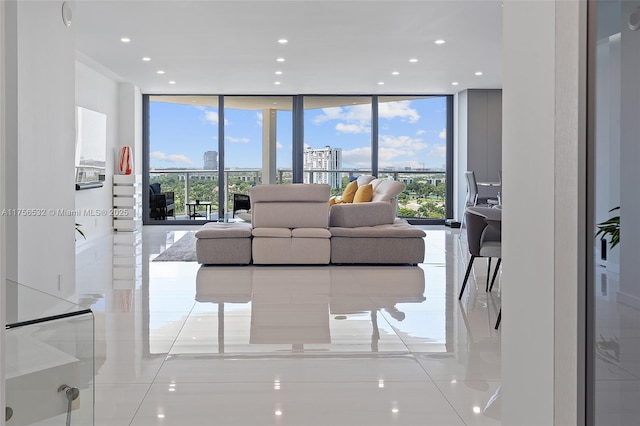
[595,206,620,249]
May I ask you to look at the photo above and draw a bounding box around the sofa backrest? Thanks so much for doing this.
[249,184,330,229]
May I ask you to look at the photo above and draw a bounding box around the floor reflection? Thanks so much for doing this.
[75,226,504,426]
[191,266,426,354]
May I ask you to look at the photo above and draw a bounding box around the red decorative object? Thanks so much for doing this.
[119,146,132,175]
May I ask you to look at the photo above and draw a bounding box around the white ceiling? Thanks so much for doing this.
[74,0,503,95]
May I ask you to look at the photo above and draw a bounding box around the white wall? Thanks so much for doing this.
[455,89,502,221]
[75,61,119,246]
[502,1,586,424]
[4,1,77,297]
[502,2,557,419]
[118,83,143,178]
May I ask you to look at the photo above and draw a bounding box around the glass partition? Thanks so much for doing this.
[588,1,640,424]
[5,280,95,425]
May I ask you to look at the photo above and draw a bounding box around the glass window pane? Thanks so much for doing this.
[590,1,640,424]
[148,96,219,221]
[378,96,448,219]
[223,96,293,217]
[304,96,372,195]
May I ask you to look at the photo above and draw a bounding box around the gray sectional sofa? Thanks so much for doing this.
[195,180,426,265]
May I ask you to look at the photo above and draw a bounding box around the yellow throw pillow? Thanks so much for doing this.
[341,180,358,203]
[353,183,373,203]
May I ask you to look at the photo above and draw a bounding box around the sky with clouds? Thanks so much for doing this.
[149,97,447,171]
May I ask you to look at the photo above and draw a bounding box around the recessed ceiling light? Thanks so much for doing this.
[120,37,131,43]
[157,70,165,74]
[409,58,418,63]
[275,71,283,75]
[169,81,176,85]
[391,71,400,75]
[276,58,285,62]
[142,57,151,61]
[378,81,385,85]
[475,71,483,76]
[274,81,281,85]
[452,82,459,86]
[278,39,288,44]
[435,39,446,44]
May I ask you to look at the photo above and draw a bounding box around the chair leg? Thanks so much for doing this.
[458,255,476,300]
[495,308,501,329]
[458,212,467,238]
[486,258,492,292]
[489,258,501,292]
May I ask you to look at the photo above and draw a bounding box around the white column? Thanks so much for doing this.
[502,0,586,424]
[262,108,277,184]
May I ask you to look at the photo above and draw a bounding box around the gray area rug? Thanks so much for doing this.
[153,232,197,262]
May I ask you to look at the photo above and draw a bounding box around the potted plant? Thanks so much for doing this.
[595,206,620,249]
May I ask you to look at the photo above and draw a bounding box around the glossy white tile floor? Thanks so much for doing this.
[75,225,503,426]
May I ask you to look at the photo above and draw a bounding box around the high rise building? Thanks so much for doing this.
[303,146,342,189]
[203,151,218,170]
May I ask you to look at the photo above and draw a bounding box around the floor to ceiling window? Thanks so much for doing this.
[146,96,220,222]
[144,94,452,224]
[588,1,640,424]
[378,96,448,219]
[303,96,373,195]
[223,96,293,215]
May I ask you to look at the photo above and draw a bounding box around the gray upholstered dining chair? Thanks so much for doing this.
[458,206,502,303]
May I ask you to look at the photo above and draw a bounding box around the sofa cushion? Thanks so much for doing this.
[292,228,331,238]
[341,180,358,203]
[356,175,376,186]
[250,183,330,203]
[249,184,330,228]
[353,183,373,203]
[329,202,395,227]
[370,179,405,203]
[251,202,329,228]
[252,227,292,238]
[195,222,252,238]
[330,219,426,238]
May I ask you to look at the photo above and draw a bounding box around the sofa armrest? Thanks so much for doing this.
[329,202,395,228]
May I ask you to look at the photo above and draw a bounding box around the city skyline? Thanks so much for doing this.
[149,97,448,171]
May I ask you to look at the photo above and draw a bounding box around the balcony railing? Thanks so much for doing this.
[149,169,446,220]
